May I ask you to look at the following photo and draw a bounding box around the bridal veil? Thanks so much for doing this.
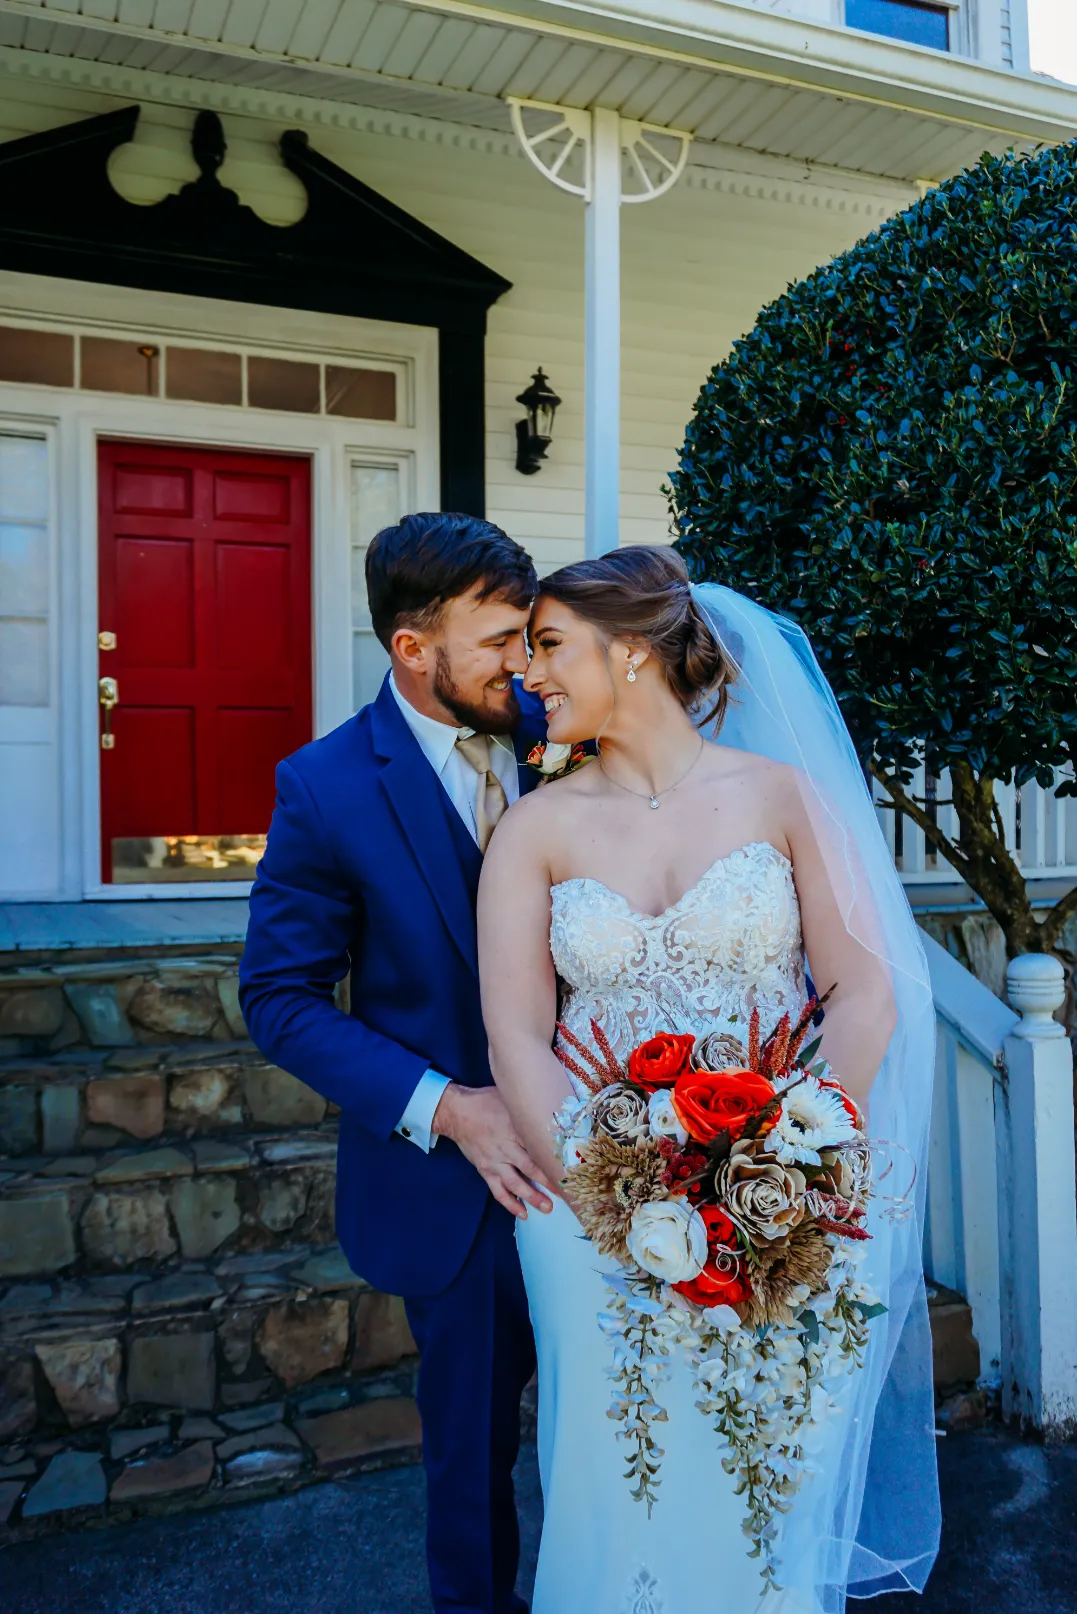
[692,583,941,1608]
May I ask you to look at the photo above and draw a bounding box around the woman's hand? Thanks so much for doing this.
[433,1083,555,1219]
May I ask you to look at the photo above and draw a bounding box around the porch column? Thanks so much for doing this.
[585,108,622,558]
[508,100,690,559]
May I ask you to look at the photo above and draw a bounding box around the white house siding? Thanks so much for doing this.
[0,70,914,897]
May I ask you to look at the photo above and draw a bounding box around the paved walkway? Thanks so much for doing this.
[2,1429,1076,1613]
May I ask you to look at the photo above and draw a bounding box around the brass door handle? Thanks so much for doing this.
[99,677,118,750]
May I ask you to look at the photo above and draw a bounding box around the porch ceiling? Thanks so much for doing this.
[0,0,1076,185]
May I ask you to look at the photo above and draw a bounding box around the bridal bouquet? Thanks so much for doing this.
[554,998,888,1590]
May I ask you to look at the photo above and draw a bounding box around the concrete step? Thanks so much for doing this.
[0,1128,339,1281]
[0,1042,334,1159]
[0,1241,421,1542]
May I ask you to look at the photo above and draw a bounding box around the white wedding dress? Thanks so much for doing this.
[517,840,845,1614]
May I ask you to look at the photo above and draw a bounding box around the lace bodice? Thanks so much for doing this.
[551,840,807,1088]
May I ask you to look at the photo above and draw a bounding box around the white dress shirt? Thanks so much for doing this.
[390,674,520,1152]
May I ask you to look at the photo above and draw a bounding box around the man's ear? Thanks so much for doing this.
[391,626,430,675]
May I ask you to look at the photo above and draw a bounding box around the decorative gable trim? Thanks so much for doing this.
[0,104,512,514]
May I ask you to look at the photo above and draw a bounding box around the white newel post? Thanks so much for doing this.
[508,101,691,559]
[585,107,623,559]
[998,953,1077,1438]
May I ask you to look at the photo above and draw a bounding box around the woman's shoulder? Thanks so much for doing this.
[488,765,594,862]
[704,742,801,793]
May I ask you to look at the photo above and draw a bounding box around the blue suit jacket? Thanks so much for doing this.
[239,676,547,1299]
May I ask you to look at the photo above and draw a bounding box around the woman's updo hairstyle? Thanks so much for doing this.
[537,546,737,730]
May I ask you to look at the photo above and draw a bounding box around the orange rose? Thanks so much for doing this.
[672,1067,776,1145]
[628,1032,696,1094]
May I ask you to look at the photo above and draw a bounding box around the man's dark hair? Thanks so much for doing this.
[366,512,538,649]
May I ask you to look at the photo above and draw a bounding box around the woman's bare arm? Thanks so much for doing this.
[784,774,897,1108]
[477,797,574,1196]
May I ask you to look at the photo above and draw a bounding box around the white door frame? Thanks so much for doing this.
[0,274,438,902]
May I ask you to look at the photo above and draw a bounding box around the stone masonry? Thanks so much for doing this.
[0,949,421,1541]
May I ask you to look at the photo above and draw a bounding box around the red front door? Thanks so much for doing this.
[97,440,312,883]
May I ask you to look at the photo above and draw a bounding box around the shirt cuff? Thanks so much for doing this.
[395,1070,451,1153]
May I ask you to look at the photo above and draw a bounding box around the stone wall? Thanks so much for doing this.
[0,950,422,1540]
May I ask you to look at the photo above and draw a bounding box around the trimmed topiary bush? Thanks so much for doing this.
[670,141,1077,962]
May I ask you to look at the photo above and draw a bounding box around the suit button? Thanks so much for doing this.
[401,1127,412,1138]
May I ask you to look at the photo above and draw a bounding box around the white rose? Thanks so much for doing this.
[539,742,573,775]
[626,1199,707,1283]
[647,1089,689,1146]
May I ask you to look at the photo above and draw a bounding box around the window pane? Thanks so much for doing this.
[326,365,397,421]
[166,347,242,405]
[248,356,320,412]
[81,337,160,395]
[0,436,48,522]
[0,617,48,706]
[0,523,48,615]
[0,326,74,388]
[350,461,402,710]
[846,0,949,49]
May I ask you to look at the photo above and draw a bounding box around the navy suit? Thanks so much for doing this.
[240,675,547,1614]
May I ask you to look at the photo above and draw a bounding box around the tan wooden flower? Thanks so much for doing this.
[716,1140,807,1245]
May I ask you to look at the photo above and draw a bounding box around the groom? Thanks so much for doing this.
[240,513,553,1614]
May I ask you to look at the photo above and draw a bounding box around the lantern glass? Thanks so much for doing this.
[516,368,561,443]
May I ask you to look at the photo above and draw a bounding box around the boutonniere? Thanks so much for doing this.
[526,741,592,784]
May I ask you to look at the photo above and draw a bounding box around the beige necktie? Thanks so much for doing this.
[455,732,509,853]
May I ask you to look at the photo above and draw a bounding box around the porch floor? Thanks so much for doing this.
[0,899,249,955]
[2,1426,1073,1613]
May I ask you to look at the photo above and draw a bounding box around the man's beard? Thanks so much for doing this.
[433,648,520,735]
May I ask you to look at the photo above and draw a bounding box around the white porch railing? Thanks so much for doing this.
[922,931,1077,1436]
[876,765,1077,883]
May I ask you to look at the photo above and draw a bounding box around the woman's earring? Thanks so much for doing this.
[626,663,637,683]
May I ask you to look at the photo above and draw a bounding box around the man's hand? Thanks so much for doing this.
[432,1084,555,1220]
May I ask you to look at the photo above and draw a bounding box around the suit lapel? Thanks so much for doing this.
[513,685,547,799]
[371,680,481,978]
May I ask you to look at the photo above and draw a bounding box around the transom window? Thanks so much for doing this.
[846,0,951,51]
[0,324,402,423]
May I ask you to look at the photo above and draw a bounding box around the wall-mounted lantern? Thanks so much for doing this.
[515,367,561,475]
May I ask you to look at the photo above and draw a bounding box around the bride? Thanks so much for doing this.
[477,547,940,1614]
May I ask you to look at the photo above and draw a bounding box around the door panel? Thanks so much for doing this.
[113,463,193,516]
[213,468,292,523]
[98,440,311,883]
[115,536,195,668]
[116,708,197,826]
[215,542,292,671]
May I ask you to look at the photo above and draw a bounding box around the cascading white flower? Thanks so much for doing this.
[769,1075,859,1166]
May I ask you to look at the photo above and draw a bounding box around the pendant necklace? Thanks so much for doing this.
[599,737,705,810]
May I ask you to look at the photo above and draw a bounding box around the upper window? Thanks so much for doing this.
[846,0,950,50]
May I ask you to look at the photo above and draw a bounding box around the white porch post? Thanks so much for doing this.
[508,101,689,559]
[999,953,1077,1438]
[585,107,622,559]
